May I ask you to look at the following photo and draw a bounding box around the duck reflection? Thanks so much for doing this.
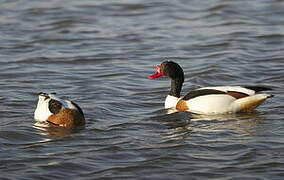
[189,111,264,135]
[33,122,84,136]
[158,110,264,141]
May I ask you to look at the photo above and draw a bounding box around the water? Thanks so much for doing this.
[0,0,284,179]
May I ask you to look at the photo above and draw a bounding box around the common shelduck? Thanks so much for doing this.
[148,61,273,114]
[34,92,85,127]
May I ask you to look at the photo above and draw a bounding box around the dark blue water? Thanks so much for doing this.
[0,0,284,179]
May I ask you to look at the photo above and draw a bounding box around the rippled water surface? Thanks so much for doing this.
[1,0,284,179]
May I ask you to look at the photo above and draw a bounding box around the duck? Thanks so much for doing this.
[148,61,273,114]
[34,92,85,127]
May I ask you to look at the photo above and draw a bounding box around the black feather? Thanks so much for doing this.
[244,86,272,92]
[161,61,184,97]
[48,99,62,114]
[71,101,84,116]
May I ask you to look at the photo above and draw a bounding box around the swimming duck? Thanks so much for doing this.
[34,92,85,127]
[148,61,273,114]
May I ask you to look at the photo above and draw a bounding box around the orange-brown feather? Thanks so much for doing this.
[176,99,189,111]
[227,91,248,99]
[47,108,85,127]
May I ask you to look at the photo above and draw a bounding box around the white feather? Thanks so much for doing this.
[165,95,180,109]
[185,94,236,114]
[183,93,272,114]
[34,95,53,122]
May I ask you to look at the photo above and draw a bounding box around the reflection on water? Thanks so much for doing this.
[190,112,264,135]
[33,124,85,136]
[156,111,264,145]
[164,108,264,134]
[140,110,263,153]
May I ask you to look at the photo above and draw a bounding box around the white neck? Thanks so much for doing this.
[165,95,179,109]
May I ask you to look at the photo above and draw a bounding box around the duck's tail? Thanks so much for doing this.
[233,94,273,112]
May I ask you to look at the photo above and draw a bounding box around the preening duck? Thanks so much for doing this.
[148,61,273,114]
[34,92,85,127]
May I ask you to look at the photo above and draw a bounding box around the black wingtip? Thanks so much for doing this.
[244,86,273,92]
[267,94,274,98]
